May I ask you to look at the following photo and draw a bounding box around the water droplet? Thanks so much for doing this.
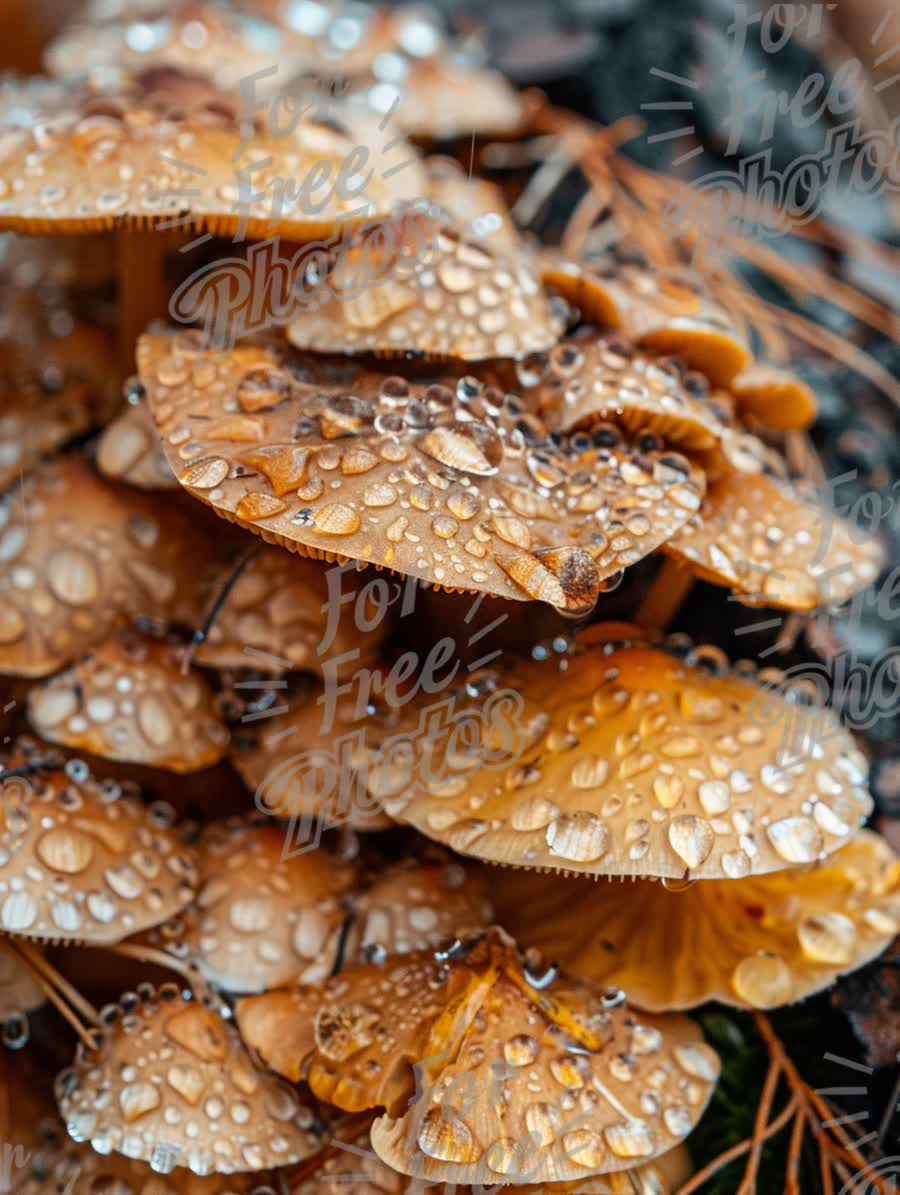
[504,1034,540,1067]
[797,912,855,964]
[545,812,609,863]
[732,953,793,1007]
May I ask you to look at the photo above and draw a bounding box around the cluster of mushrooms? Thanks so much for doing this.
[0,2,896,1194]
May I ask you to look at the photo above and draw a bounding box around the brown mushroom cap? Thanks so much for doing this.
[245,2,523,138]
[194,546,385,678]
[286,224,564,362]
[541,259,751,387]
[45,2,310,95]
[21,1135,280,1195]
[140,329,706,610]
[152,816,358,993]
[663,471,883,610]
[730,364,818,432]
[237,929,719,1185]
[97,400,177,490]
[0,750,197,942]
[290,1119,678,1193]
[348,856,493,959]
[229,685,395,833]
[374,633,872,879]
[515,334,727,451]
[0,322,118,492]
[424,156,520,254]
[57,984,323,1174]
[27,631,230,773]
[492,830,900,1012]
[0,937,46,1020]
[372,53,523,140]
[0,454,217,677]
[0,69,412,237]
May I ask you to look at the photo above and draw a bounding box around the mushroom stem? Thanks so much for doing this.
[633,557,694,630]
[6,938,99,1047]
[116,227,180,376]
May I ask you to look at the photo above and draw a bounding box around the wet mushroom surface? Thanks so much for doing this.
[237,928,720,1185]
[139,330,707,612]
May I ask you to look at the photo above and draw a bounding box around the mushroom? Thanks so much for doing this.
[0,454,218,677]
[45,1,311,95]
[0,69,406,239]
[514,333,727,451]
[541,257,751,387]
[247,2,523,139]
[0,748,196,943]
[0,321,118,492]
[0,67,424,366]
[236,928,720,1184]
[21,1134,280,1195]
[730,364,818,432]
[97,397,177,490]
[27,631,230,773]
[377,54,524,141]
[286,222,564,361]
[192,546,386,678]
[230,684,396,833]
[423,156,521,254]
[348,855,494,959]
[662,471,884,610]
[139,329,707,612]
[363,630,872,879]
[290,1117,682,1193]
[56,983,323,1175]
[145,815,358,993]
[492,829,900,1011]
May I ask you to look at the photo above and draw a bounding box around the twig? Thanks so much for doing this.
[673,1095,800,1195]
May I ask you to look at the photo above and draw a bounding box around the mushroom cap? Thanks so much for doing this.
[374,633,872,879]
[56,984,323,1175]
[45,2,311,95]
[0,751,197,942]
[0,322,118,492]
[730,364,818,431]
[492,829,900,1012]
[516,334,727,452]
[0,937,46,1019]
[247,2,523,138]
[423,156,520,254]
[243,0,406,78]
[237,929,719,1184]
[373,53,524,140]
[154,816,358,993]
[663,471,884,610]
[0,69,411,237]
[21,1136,280,1195]
[290,1119,678,1193]
[140,329,706,610]
[349,856,493,959]
[541,259,751,387]
[97,400,178,490]
[229,685,396,833]
[0,454,218,677]
[193,546,385,678]
[286,224,564,362]
[27,631,230,773]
